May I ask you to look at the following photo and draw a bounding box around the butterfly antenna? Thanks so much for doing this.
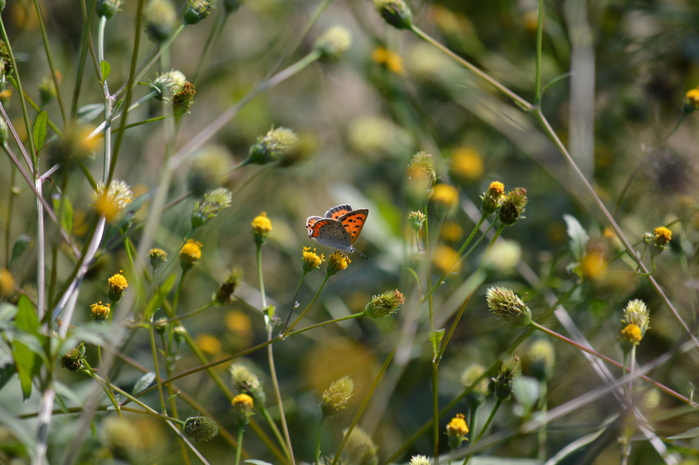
[354,249,367,259]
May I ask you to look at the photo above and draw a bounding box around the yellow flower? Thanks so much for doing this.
[195,333,221,356]
[620,323,642,345]
[686,88,699,109]
[92,180,133,221]
[231,393,255,427]
[581,251,607,280]
[371,47,405,74]
[252,212,272,246]
[180,239,203,271]
[446,413,469,448]
[302,247,324,273]
[481,181,505,215]
[653,226,672,246]
[148,248,168,270]
[107,271,128,303]
[232,393,254,409]
[450,147,484,183]
[0,268,14,300]
[326,250,351,276]
[90,301,111,321]
[431,183,459,209]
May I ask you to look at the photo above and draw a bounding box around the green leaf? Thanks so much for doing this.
[246,461,275,465]
[132,372,156,395]
[11,297,42,400]
[563,214,589,263]
[77,103,105,123]
[100,60,111,81]
[144,274,176,318]
[668,426,699,440]
[16,296,39,336]
[33,111,49,154]
[513,376,540,411]
[429,329,445,360]
[10,234,31,266]
[52,195,74,237]
[0,302,18,329]
[0,358,16,391]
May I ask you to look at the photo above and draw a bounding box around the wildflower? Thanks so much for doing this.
[148,248,168,270]
[461,363,490,410]
[188,145,232,195]
[498,187,527,226]
[144,0,177,43]
[152,70,187,101]
[430,183,459,210]
[450,147,484,183]
[326,250,351,276]
[93,180,134,222]
[223,0,244,13]
[96,0,122,18]
[61,342,86,372]
[481,239,521,273]
[485,286,532,328]
[481,181,504,216]
[184,0,214,25]
[173,325,187,344]
[364,289,404,319]
[407,151,437,188]
[38,72,62,105]
[251,212,272,246]
[446,413,469,449]
[685,88,699,112]
[0,116,7,145]
[248,127,298,165]
[490,356,521,401]
[179,239,203,271]
[172,82,196,118]
[107,271,128,303]
[373,0,413,30]
[620,299,650,353]
[183,416,219,442]
[408,211,425,231]
[213,269,241,306]
[315,26,352,62]
[230,364,266,405]
[231,393,255,427]
[371,47,404,74]
[345,427,379,465]
[0,268,14,300]
[191,187,233,229]
[302,247,324,273]
[645,226,672,256]
[581,250,607,280]
[528,339,555,382]
[321,376,354,417]
[195,333,221,355]
[91,301,111,322]
[409,456,431,465]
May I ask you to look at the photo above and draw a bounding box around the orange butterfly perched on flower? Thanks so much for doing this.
[306,204,368,255]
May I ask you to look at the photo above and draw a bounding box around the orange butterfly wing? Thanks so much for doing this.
[325,204,353,220]
[339,209,368,245]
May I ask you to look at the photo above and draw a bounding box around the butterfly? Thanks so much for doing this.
[306,204,369,254]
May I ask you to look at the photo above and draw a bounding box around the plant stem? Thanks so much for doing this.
[149,319,168,415]
[32,0,67,125]
[315,416,325,465]
[280,272,308,335]
[235,426,245,465]
[534,0,545,104]
[432,362,440,463]
[463,399,503,465]
[283,274,330,336]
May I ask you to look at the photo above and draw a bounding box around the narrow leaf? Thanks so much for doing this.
[52,195,74,236]
[100,60,111,81]
[668,427,699,440]
[0,359,16,391]
[33,111,49,154]
[563,214,589,263]
[10,234,31,265]
[11,341,36,399]
[132,372,156,395]
[16,296,39,336]
[429,329,445,360]
[145,274,176,318]
[77,103,105,123]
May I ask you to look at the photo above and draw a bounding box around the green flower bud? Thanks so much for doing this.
[184,0,214,25]
[191,187,233,229]
[248,127,298,165]
[498,187,527,226]
[144,0,177,43]
[373,0,413,29]
[321,376,354,417]
[96,0,123,18]
[364,290,404,319]
[183,416,219,442]
[315,26,352,62]
[485,286,532,328]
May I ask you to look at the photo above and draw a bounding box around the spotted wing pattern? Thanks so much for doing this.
[325,204,353,220]
[339,209,368,245]
[308,218,352,250]
[306,216,325,233]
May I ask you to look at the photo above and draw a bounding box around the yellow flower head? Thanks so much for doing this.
[653,226,672,247]
[148,248,168,270]
[686,88,699,109]
[195,333,221,356]
[620,323,642,345]
[180,239,203,271]
[450,147,484,183]
[431,183,459,209]
[231,393,255,427]
[581,250,607,280]
[372,47,405,74]
[107,271,128,303]
[302,247,325,273]
[620,299,649,353]
[90,301,111,321]
[446,413,469,449]
[0,268,14,300]
[252,212,272,245]
[481,181,505,216]
[92,180,133,222]
[326,250,351,276]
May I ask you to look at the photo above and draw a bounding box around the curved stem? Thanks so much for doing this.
[281,272,308,335]
[283,274,330,336]
[463,399,503,464]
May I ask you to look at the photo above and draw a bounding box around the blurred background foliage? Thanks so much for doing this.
[1,0,699,463]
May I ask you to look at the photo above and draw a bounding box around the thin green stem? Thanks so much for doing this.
[286,313,364,337]
[283,274,330,336]
[71,0,97,118]
[463,399,503,464]
[315,416,325,465]
[173,301,214,322]
[468,407,478,444]
[488,224,506,248]
[534,0,545,104]
[4,164,15,267]
[32,0,68,125]
[281,272,308,335]
[257,405,291,463]
[149,319,168,415]
[432,362,440,463]
[235,426,245,465]
[256,243,268,310]
[410,25,532,111]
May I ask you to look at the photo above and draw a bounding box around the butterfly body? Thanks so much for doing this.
[306,204,368,253]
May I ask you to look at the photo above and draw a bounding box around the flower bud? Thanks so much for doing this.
[90,301,111,322]
[191,187,233,229]
[61,342,86,372]
[445,413,469,449]
[301,247,324,273]
[107,271,128,303]
[345,427,378,465]
[619,299,650,353]
[0,268,14,300]
[179,239,203,271]
[39,72,62,105]
[326,250,351,276]
[485,286,532,328]
[173,82,196,118]
[481,181,504,216]
[248,127,298,165]
[315,26,352,62]
[92,180,134,222]
[223,0,244,13]
[213,269,241,306]
[183,416,219,442]
[152,70,187,101]
[410,456,431,465]
[490,355,521,401]
[321,376,354,417]
[645,226,672,257]
[184,0,214,25]
[232,393,255,427]
[144,0,177,43]
[364,289,404,319]
[373,0,413,29]
[148,248,168,270]
[251,212,272,246]
[96,0,123,18]
[230,364,266,405]
[498,187,527,226]
[408,211,426,231]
